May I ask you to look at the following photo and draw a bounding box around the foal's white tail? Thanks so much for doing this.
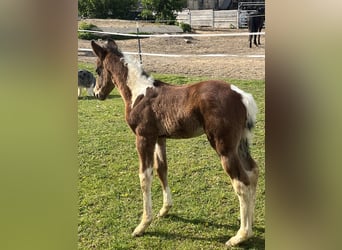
[231,85,258,143]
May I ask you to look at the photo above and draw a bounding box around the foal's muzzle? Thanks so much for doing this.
[94,92,106,100]
[93,87,104,100]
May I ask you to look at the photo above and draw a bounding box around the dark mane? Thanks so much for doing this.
[104,40,124,58]
[153,79,171,87]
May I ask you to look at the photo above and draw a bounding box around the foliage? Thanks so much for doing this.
[78,22,102,40]
[140,0,187,23]
[78,0,139,19]
[78,21,151,40]
[79,22,98,31]
[179,22,191,32]
[78,63,265,249]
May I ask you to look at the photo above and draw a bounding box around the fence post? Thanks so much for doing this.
[236,10,239,29]
[135,18,142,65]
[188,9,191,27]
[212,9,215,28]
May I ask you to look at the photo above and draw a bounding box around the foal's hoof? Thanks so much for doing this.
[132,227,144,237]
[225,236,243,248]
[132,220,152,237]
[225,231,253,248]
[157,205,172,218]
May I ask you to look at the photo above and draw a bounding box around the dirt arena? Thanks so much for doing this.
[78,19,265,80]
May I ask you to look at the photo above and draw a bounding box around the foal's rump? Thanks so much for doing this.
[194,80,251,128]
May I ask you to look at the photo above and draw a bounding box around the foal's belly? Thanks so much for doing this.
[164,124,204,139]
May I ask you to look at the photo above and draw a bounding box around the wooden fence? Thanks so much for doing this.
[177,9,239,29]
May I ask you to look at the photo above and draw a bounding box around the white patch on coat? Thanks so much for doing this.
[122,54,155,107]
[154,143,164,163]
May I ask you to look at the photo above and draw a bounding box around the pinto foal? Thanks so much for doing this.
[91,39,259,247]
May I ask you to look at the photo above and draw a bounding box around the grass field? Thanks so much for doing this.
[78,62,265,249]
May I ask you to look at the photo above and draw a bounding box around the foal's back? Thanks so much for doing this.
[144,80,246,139]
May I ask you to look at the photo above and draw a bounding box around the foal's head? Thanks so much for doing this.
[91,39,124,100]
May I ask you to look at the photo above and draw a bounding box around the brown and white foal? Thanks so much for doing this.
[91,39,259,247]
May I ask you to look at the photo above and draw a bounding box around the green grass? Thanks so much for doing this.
[78,64,265,249]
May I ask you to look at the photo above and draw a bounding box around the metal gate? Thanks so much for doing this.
[238,2,265,28]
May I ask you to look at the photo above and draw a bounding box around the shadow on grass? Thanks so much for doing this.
[144,214,265,249]
[166,214,235,230]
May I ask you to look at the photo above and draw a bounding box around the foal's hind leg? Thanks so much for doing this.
[220,153,258,247]
[154,138,172,217]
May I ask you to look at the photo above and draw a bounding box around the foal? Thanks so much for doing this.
[91,39,259,247]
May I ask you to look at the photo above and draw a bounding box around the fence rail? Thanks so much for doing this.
[78,29,265,59]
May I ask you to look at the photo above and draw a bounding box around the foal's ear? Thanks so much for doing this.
[107,39,118,50]
[91,40,106,60]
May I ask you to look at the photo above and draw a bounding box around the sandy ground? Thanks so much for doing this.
[78,19,265,80]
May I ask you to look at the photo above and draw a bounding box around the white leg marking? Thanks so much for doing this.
[154,143,173,217]
[248,168,258,224]
[78,87,81,97]
[132,168,153,236]
[226,179,255,247]
[158,186,172,217]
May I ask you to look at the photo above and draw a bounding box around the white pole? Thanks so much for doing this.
[236,10,239,29]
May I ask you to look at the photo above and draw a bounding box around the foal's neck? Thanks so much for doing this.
[114,54,155,112]
[107,56,134,109]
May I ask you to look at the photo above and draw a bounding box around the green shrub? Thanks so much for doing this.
[77,21,150,40]
[179,22,191,33]
[78,22,102,40]
[79,22,99,30]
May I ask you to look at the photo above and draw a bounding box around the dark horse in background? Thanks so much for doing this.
[248,6,265,48]
[91,39,259,248]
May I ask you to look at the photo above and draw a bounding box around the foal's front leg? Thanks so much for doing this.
[132,135,156,237]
